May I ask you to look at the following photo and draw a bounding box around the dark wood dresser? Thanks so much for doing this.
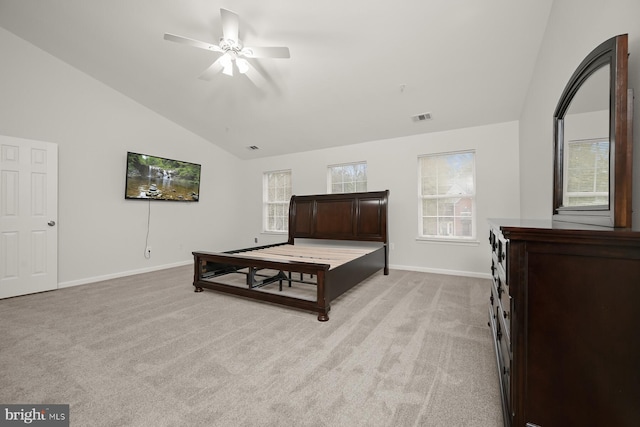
[488,219,640,427]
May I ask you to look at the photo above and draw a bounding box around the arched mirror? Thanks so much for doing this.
[553,34,633,228]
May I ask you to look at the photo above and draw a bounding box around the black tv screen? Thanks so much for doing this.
[125,152,201,201]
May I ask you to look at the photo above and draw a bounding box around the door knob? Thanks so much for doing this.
[48,220,56,226]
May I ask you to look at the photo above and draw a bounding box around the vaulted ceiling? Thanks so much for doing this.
[0,0,553,159]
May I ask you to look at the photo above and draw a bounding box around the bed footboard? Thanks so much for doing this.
[193,249,332,321]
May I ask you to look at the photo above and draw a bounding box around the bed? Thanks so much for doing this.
[192,190,389,321]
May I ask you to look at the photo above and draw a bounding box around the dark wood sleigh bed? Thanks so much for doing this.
[192,190,389,321]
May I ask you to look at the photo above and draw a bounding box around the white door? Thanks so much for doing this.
[0,136,58,298]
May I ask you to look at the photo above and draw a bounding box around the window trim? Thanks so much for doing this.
[327,161,367,194]
[262,169,292,233]
[417,150,477,241]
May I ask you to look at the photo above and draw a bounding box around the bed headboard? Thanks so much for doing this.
[287,190,389,244]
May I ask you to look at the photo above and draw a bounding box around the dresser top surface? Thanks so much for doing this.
[488,218,640,244]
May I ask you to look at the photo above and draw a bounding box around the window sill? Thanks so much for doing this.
[415,237,480,247]
[261,231,288,236]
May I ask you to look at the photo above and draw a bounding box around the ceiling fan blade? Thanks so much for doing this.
[243,63,267,88]
[220,8,239,43]
[164,33,223,53]
[198,57,225,81]
[241,46,290,59]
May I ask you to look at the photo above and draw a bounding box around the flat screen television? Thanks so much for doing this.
[125,152,201,201]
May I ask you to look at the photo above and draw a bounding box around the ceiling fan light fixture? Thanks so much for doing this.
[219,54,234,76]
[236,58,249,74]
[219,53,232,67]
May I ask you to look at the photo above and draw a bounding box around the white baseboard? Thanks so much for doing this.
[389,264,491,280]
[58,260,192,289]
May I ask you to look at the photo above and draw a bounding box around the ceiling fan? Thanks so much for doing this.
[164,8,290,82]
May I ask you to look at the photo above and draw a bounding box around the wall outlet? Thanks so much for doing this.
[390,243,395,250]
[145,246,152,257]
[254,237,258,244]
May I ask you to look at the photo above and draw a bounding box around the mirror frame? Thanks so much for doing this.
[553,34,632,228]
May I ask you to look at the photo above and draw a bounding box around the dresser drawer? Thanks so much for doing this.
[493,303,511,403]
[497,319,511,407]
[497,234,508,272]
[499,296,511,342]
[497,272,511,341]
[498,299,511,349]
[489,229,498,255]
[490,282,497,309]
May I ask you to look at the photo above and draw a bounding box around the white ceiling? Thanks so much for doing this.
[0,0,553,159]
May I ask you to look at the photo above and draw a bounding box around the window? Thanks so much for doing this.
[564,139,609,206]
[327,162,367,193]
[263,170,292,232]
[419,151,476,239]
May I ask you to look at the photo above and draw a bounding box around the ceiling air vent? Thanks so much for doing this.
[246,145,260,150]
[412,112,432,122]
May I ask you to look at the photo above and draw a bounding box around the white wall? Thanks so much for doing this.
[15,0,614,283]
[519,0,640,227]
[0,24,520,284]
[236,121,521,277]
[0,27,242,286]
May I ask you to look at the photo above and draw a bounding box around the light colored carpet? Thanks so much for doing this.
[0,266,502,426]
